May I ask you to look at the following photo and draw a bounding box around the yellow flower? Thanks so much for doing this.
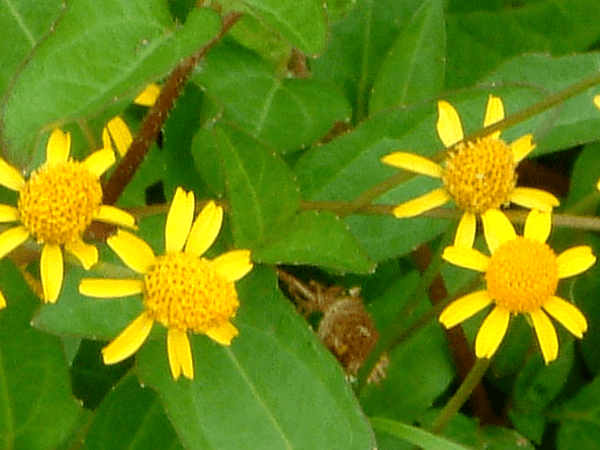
[79,187,253,381]
[440,209,595,364]
[102,83,161,157]
[381,95,559,248]
[0,129,135,305]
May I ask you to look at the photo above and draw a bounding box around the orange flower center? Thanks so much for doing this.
[486,237,558,313]
[18,161,102,245]
[442,138,516,214]
[144,253,239,332]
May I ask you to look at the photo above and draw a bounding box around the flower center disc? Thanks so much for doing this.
[485,237,558,313]
[442,138,516,213]
[18,161,102,245]
[144,253,239,332]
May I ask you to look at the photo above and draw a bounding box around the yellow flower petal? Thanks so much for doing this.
[167,327,194,380]
[107,116,133,157]
[107,230,155,274]
[204,321,239,345]
[530,308,559,364]
[102,312,154,365]
[523,209,551,243]
[102,127,111,151]
[442,246,488,272]
[79,278,144,297]
[0,290,6,309]
[46,129,71,165]
[510,187,559,211]
[437,100,464,148]
[0,158,25,191]
[0,225,30,259]
[185,201,223,258]
[510,134,536,163]
[482,209,516,254]
[41,243,63,303]
[597,177,600,192]
[454,212,476,248]
[211,250,253,282]
[392,188,450,218]
[475,306,510,359]
[165,187,195,253]
[543,296,587,338]
[556,246,596,279]
[439,290,492,328]
[0,204,19,223]
[134,83,161,107]
[65,239,98,270]
[83,147,116,177]
[594,94,600,111]
[94,205,136,229]
[483,94,504,140]
[380,152,443,178]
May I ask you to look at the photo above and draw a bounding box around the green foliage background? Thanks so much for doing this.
[2,0,600,449]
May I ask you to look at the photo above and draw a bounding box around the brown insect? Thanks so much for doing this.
[277,269,387,384]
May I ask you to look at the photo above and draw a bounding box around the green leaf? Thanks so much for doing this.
[371,418,473,450]
[2,0,220,167]
[0,0,64,97]
[446,0,600,89]
[564,142,600,209]
[253,210,375,273]
[83,375,183,450]
[213,123,301,248]
[0,259,81,450]
[137,266,375,450]
[237,0,327,55]
[312,0,427,121]
[482,52,600,158]
[556,374,600,450]
[369,0,445,114]
[195,42,351,152]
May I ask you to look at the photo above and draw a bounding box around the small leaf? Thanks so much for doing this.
[369,0,445,114]
[214,124,300,249]
[138,267,375,450]
[195,42,351,152]
[83,375,184,450]
[556,374,600,449]
[238,0,327,55]
[254,210,375,273]
[371,418,473,450]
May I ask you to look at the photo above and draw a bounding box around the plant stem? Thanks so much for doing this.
[428,358,492,434]
[102,11,242,205]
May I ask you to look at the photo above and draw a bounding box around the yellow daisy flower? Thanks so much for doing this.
[79,187,253,381]
[440,209,595,364]
[381,95,559,248]
[0,129,135,305]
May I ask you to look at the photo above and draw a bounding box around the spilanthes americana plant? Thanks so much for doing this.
[80,187,253,380]
[381,95,559,247]
[4,2,600,450]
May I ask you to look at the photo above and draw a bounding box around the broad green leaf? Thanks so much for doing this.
[369,0,445,114]
[360,273,454,422]
[371,418,473,450]
[482,52,600,158]
[0,259,81,450]
[0,0,63,97]
[213,123,301,248]
[195,42,351,152]
[83,375,183,450]
[2,0,220,167]
[253,210,375,273]
[564,142,600,209]
[556,374,600,450]
[236,0,327,55]
[312,0,426,121]
[138,267,375,450]
[446,0,600,89]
